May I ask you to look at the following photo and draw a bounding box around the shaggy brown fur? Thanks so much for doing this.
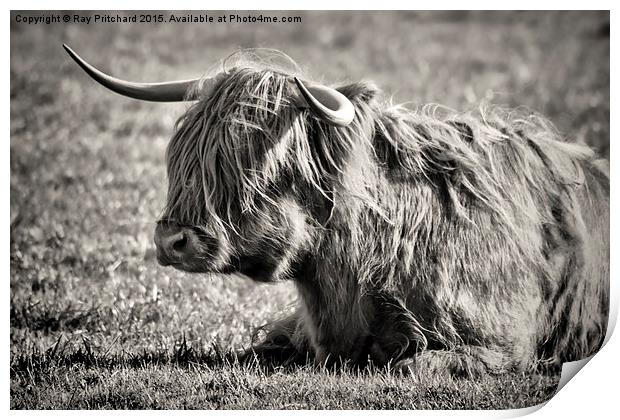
[160,53,609,376]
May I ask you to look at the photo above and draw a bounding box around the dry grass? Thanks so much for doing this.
[10,10,608,409]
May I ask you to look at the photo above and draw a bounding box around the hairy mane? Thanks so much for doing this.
[165,51,599,265]
[369,103,597,268]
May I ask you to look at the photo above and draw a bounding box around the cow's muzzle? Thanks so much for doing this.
[154,221,214,269]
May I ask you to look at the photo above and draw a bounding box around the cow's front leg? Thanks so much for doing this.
[239,312,311,367]
[366,291,429,366]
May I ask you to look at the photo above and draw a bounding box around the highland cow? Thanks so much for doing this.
[65,45,609,377]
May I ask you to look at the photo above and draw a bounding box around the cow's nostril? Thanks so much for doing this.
[172,234,188,253]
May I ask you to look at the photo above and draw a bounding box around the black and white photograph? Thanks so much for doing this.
[9,9,611,410]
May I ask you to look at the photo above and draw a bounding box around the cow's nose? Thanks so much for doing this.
[154,223,189,265]
[162,230,187,253]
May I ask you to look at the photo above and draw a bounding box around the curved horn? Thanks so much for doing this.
[63,44,203,102]
[294,77,355,127]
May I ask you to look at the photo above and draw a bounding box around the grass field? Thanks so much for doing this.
[10,11,609,409]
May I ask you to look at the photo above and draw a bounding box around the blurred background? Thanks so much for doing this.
[10,11,610,360]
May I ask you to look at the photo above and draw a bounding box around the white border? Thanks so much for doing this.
[4,2,618,418]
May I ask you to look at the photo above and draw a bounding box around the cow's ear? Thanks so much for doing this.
[336,81,380,105]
